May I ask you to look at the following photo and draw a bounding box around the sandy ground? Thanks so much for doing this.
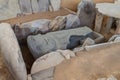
[54,43,120,80]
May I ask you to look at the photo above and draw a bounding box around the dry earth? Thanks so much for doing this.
[54,43,120,80]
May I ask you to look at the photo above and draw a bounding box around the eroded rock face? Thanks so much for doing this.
[0,0,21,20]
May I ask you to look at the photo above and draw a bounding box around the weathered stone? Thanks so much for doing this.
[31,0,39,13]
[38,0,49,12]
[0,0,21,20]
[94,11,104,33]
[18,0,32,14]
[27,27,92,59]
[49,16,66,31]
[77,0,96,28]
[0,23,27,80]
[14,19,50,42]
[31,67,54,80]
[96,3,120,18]
[50,0,61,11]
[31,52,65,74]
[65,14,80,29]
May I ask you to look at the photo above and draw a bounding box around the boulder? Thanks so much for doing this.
[77,0,96,28]
[27,27,92,59]
[0,23,27,80]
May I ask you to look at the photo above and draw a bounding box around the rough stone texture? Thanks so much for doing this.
[0,0,21,20]
[38,0,49,12]
[65,14,80,29]
[50,0,61,11]
[96,3,120,18]
[0,23,27,80]
[27,27,92,59]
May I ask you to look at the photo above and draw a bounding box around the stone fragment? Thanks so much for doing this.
[49,16,66,31]
[82,38,95,46]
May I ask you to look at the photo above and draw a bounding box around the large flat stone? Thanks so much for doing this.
[96,3,120,18]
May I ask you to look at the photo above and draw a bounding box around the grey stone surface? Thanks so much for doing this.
[27,27,92,59]
[0,0,21,20]
[65,14,80,29]
[14,19,50,42]
[50,0,61,11]
[31,0,39,13]
[77,0,96,28]
[96,3,120,18]
[31,67,54,80]
[0,23,27,80]
[38,0,49,12]
[31,52,64,74]
[18,0,32,14]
